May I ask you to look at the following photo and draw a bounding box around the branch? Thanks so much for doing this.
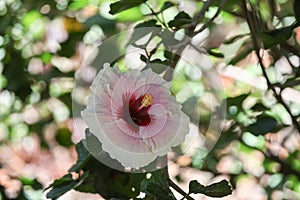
[170,0,220,69]
[241,0,300,134]
[168,178,195,200]
[191,0,216,27]
[193,0,227,36]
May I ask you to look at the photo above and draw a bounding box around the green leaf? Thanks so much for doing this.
[75,148,146,199]
[109,0,147,15]
[55,128,73,147]
[160,1,175,12]
[45,174,76,200]
[69,0,89,10]
[189,180,232,197]
[68,138,91,173]
[262,25,294,49]
[246,115,278,136]
[168,11,192,29]
[45,174,73,190]
[128,20,161,46]
[223,33,249,44]
[116,7,144,21]
[46,173,89,200]
[251,103,268,112]
[140,54,148,63]
[294,0,300,25]
[189,180,205,194]
[225,94,249,110]
[22,10,42,29]
[203,180,232,197]
[84,14,116,35]
[207,48,224,58]
[160,30,180,46]
[40,53,52,64]
[46,181,78,200]
[141,169,176,200]
[229,47,253,65]
[135,19,159,29]
[209,128,239,155]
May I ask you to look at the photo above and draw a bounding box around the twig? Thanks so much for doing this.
[192,0,216,27]
[170,0,219,69]
[168,178,195,200]
[145,2,168,28]
[241,0,300,133]
[193,0,227,36]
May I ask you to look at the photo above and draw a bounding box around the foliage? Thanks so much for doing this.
[0,0,300,199]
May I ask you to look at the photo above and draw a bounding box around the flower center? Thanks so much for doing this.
[129,94,153,126]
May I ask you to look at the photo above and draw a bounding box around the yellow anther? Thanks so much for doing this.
[141,94,154,108]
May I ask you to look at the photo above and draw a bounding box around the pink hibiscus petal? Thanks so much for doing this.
[81,64,190,168]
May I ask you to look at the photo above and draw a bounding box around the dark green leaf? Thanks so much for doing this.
[246,115,278,136]
[141,169,176,200]
[68,138,91,173]
[189,180,205,194]
[189,180,232,197]
[229,47,253,65]
[207,48,224,58]
[224,33,249,44]
[146,183,173,200]
[294,0,300,25]
[84,14,116,35]
[160,1,175,12]
[148,59,169,74]
[164,50,175,60]
[46,181,78,200]
[45,174,73,191]
[160,30,180,46]
[202,180,232,197]
[55,128,73,147]
[135,19,159,28]
[109,0,147,15]
[77,151,146,199]
[209,128,239,155]
[225,94,249,109]
[129,20,161,46]
[46,173,89,200]
[251,103,268,112]
[168,11,192,29]
[140,54,148,63]
[262,25,294,49]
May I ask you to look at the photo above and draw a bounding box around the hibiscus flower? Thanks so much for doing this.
[81,64,190,168]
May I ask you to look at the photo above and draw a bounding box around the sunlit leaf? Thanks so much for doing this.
[207,48,224,58]
[116,7,144,21]
[109,0,147,15]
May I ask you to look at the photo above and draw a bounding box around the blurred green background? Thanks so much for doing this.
[0,0,300,199]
